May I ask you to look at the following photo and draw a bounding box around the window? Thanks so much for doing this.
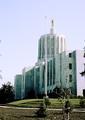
[84,53,85,57]
[69,74,72,82]
[69,53,72,57]
[83,89,85,97]
[69,63,72,69]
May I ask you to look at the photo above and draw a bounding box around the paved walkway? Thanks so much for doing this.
[0,105,85,112]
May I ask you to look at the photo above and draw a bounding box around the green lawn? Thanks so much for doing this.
[8,98,82,108]
[0,107,85,120]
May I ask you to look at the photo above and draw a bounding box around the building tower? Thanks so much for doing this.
[36,20,67,95]
[38,20,66,61]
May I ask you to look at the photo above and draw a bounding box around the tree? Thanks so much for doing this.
[0,82,15,104]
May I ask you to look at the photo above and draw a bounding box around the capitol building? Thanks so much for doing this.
[14,20,85,99]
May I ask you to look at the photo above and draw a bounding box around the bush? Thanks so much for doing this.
[0,82,14,104]
[79,98,85,108]
[36,102,47,117]
[70,95,77,99]
[63,100,72,114]
[77,96,83,99]
[44,97,51,108]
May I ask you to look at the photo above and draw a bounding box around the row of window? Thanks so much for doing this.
[69,61,72,82]
[68,53,72,82]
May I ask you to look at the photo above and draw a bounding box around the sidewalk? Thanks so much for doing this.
[0,105,85,112]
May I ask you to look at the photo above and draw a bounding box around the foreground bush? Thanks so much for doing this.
[36,102,47,117]
[44,97,51,108]
[0,82,14,104]
[79,98,85,108]
[63,100,72,120]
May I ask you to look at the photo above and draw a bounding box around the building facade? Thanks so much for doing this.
[14,74,22,99]
[74,50,85,96]
[14,21,85,99]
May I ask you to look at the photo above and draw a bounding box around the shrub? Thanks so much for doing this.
[36,102,47,117]
[79,98,85,108]
[0,82,14,104]
[62,100,72,120]
[64,100,72,114]
[44,97,51,108]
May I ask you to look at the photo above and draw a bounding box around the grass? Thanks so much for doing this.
[1,99,85,120]
[0,107,85,120]
[8,99,43,107]
[8,98,82,108]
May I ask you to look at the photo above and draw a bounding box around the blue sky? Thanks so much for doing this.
[0,0,85,86]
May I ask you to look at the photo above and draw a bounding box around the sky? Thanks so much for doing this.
[0,0,85,86]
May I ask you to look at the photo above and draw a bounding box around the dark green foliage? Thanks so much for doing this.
[0,82,14,104]
[44,97,51,108]
[36,102,47,117]
[65,100,71,108]
[79,98,85,108]
[51,87,71,99]
[64,100,72,114]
